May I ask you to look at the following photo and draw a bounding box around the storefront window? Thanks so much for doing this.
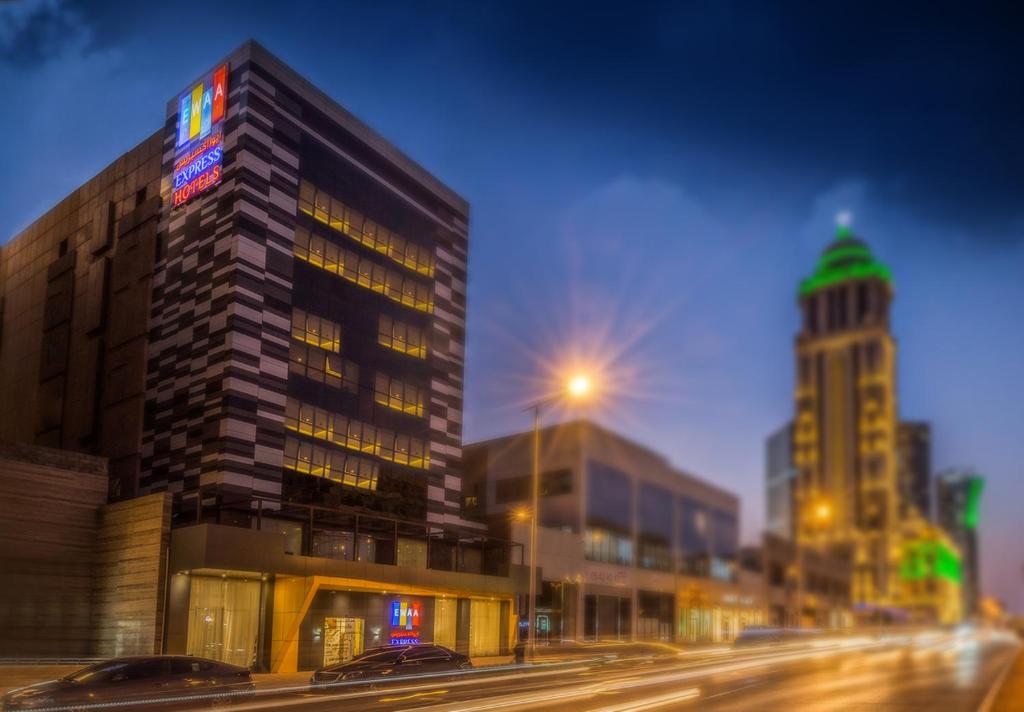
[323,617,364,665]
[469,599,502,657]
[434,598,457,649]
[186,576,261,668]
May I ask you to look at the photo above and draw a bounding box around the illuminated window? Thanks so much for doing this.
[293,227,434,313]
[374,372,425,418]
[297,180,435,277]
[283,437,379,489]
[291,308,341,352]
[378,314,427,358]
[288,341,358,393]
[283,398,430,470]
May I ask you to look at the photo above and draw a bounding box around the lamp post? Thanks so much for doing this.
[525,373,593,661]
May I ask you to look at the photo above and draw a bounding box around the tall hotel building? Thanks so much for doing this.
[0,42,522,670]
[792,224,900,609]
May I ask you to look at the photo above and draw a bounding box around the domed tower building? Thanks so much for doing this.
[793,221,900,612]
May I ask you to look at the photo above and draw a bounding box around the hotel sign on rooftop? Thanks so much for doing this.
[172,64,228,208]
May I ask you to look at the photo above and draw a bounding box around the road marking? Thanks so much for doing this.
[584,687,700,712]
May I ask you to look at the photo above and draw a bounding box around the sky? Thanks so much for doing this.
[1,0,1022,610]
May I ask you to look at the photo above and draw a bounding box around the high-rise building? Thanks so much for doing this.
[0,40,522,670]
[896,421,932,519]
[936,469,984,615]
[792,223,900,608]
[765,421,797,539]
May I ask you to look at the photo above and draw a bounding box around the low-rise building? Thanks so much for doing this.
[464,421,764,644]
[896,513,963,625]
[740,533,853,629]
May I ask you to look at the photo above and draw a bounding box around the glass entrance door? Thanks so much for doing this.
[323,617,364,666]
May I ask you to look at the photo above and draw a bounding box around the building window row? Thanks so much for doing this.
[298,180,435,277]
[283,436,379,490]
[284,398,430,469]
[291,307,341,353]
[373,372,425,418]
[584,527,634,566]
[294,227,434,313]
[378,314,427,359]
[288,341,359,393]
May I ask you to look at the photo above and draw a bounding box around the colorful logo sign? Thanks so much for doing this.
[389,600,422,645]
[173,64,228,208]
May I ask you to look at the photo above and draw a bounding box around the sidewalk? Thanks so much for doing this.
[991,646,1024,712]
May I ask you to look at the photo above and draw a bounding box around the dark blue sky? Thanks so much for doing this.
[2,0,1022,609]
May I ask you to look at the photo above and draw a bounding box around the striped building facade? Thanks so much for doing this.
[140,42,470,523]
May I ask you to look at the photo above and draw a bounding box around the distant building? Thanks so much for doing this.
[765,422,796,539]
[936,469,984,615]
[464,421,764,644]
[896,512,963,625]
[793,223,900,608]
[740,533,852,629]
[896,421,932,519]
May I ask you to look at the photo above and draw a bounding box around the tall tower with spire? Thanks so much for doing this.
[793,219,901,610]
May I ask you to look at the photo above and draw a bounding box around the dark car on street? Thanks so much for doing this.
[310,644,471,687]
[2,655,255,710]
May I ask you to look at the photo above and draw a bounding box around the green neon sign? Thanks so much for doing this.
[963,477,984,529]
[900,540,962,583]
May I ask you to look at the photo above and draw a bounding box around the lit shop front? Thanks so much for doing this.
[164,502,525,672]
[676,578,764,643]
[174,573,510,671]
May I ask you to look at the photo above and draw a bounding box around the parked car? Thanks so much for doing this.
[2,656,254,710]
[310,644,471,687]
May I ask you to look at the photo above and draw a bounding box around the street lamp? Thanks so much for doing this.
[525,371,595,661]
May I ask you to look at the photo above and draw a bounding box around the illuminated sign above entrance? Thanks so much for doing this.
[172,63,228,208]
[389,600,421,645]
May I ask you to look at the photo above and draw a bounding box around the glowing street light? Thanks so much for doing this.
[525,370,597,661]
[567,373,592,399]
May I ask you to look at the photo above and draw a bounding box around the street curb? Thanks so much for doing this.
[978,644,1023,712]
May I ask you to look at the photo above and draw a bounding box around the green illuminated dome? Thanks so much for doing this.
[799,224,892,297]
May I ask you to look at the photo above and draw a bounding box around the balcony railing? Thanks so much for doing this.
[172,485,523,578]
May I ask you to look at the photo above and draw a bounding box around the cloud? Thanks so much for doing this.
[0,0,88,67]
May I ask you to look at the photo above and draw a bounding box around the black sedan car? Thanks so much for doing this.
[310,644,471,687]
[2,655,255,710]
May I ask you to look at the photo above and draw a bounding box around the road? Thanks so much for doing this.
[9,630,1017,711]
[213,630,1019,712]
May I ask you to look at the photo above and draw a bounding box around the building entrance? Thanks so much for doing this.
[323,617,364,666]
[584,594,631,640]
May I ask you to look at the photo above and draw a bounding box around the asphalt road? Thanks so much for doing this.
[210,630,1019,712]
